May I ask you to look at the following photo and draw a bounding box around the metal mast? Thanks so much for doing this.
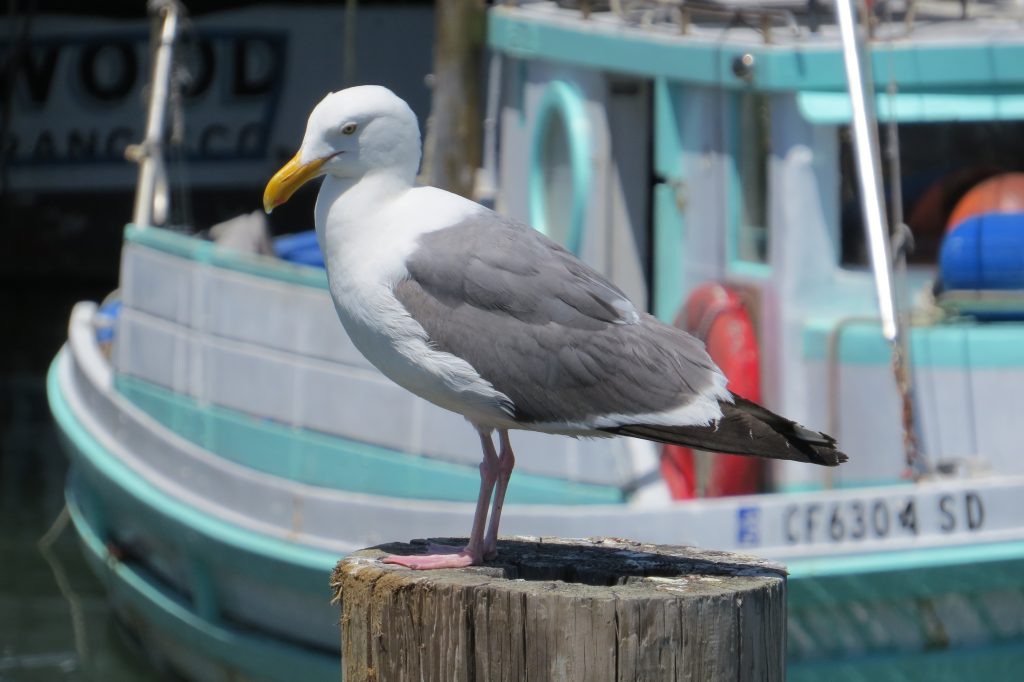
[834,0,927,476]
[130,0,183,228]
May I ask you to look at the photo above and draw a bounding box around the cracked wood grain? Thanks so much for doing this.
[331,537,786,682]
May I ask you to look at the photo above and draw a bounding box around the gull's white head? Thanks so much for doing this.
[263,85,420,213]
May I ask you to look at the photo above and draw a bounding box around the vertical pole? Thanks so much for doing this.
[343,0,358,87]
[834,0,897,341]
[419,0,486,197]
[131,1,181,228]
[834,0,926,475]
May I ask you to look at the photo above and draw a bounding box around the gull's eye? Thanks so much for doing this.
[340,123,358,135]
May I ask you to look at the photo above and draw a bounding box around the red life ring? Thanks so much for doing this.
[660,283,764,499]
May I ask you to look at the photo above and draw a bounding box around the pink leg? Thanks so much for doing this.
[483,430,516,558]
[382,429,499,569]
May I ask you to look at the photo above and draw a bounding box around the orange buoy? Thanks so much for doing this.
[661,283,764,499]
[946,172,1024,232]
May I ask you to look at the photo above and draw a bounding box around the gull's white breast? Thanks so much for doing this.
[317,181,517,427]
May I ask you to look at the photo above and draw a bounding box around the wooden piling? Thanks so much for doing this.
[331,536,786,682]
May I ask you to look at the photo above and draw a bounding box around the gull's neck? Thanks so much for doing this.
[315,169,413,241]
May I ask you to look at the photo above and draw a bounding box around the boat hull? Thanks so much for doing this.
[50,348,339,681]
[49,306,1024,680]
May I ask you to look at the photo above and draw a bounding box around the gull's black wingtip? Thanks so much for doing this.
[603,394,849,467]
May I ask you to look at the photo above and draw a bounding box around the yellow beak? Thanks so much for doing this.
[263,152,329,214]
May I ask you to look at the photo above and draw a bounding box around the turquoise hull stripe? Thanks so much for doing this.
[789,641,1024,682]
[115,374,624,505]
[488,9,1024,92]
[776,478,907,494]
[125,224,329,290]
[788,539,1024,588]
[802,318,1024,367]
[66,485,338,682]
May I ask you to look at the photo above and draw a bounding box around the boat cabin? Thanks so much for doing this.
[487,0,1024,491]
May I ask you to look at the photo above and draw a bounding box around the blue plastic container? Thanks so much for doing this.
[95,300,123,344]
[939,212,1024,290]
[273,230,324,268]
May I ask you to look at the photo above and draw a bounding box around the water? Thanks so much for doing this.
[0,291,163,681]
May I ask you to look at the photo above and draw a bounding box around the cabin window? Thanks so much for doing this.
[839,120,1024,266]
[733,91,771,267]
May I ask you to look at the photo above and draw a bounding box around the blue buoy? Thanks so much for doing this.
[940,212,1024,291]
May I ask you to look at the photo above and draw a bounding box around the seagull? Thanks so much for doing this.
[263,85,847,570]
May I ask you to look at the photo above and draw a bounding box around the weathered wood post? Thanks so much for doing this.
[331,536,786,681]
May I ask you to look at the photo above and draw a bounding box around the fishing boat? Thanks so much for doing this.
[48,0,1024,679]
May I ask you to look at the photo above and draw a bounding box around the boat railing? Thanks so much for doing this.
[505,0,1024,43]
[608,0,802,42]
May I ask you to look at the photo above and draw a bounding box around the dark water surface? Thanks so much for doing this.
[0,289,162,681]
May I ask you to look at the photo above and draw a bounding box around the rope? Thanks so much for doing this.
[37,504,91,673]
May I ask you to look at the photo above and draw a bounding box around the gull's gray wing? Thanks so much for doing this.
[393,213,722,426]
